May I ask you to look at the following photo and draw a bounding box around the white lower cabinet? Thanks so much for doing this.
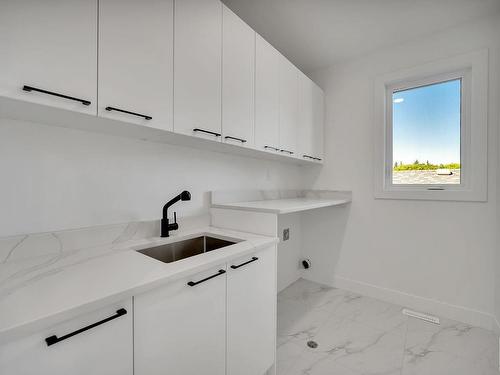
[134,246,277,375]
[0,247,277,375]
[0,299,133,375]
[227,246,277,375]
[134,265,227,375]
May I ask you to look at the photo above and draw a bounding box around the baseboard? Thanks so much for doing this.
[310,275,497,332]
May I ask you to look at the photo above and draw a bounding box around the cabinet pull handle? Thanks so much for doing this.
[224,136,247,143]
[193,128,221,137]
[105,106,152,120]
[303,154,315,160]
[264,145,279,151]
[187,269,226,286]
[45,308,127,347]
[280,149,294,155]
[230,256,259,269]
[22,85,91,106]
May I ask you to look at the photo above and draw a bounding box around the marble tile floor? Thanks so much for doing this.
[277,278,499,375]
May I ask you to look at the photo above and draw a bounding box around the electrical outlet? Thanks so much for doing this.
[283,228,290,241]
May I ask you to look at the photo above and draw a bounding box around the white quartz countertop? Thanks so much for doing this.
[0,226,277,343]
[212,197,351,214]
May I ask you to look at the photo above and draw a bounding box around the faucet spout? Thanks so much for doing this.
[161,191,191,237]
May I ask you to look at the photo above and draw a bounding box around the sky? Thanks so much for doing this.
[392,79,461,165]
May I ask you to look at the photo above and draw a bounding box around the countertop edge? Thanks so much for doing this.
[212,198,352,214]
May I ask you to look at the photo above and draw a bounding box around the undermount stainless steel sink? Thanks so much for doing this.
[137,235,239,263]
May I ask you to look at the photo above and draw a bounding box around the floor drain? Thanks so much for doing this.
[307,340,318,349]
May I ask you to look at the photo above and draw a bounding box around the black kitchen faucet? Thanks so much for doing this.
[161,190,191,237]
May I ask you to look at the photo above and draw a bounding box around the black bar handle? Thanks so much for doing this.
[187,269,226,286]
[224,136,247,143]
[303,154,315,160]
[45,308,127,347]
[193,128,221,137]
[230,256,258,270]
[22,85,91,106]
[105,106,152,120]
[280,149,294,155]
[264,145,279,151]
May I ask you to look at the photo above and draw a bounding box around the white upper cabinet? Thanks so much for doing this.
[312,82,325,161]
[0,0,323,164]
[98,0,173,130]
[174,0,222,140]
[222,5,255,147]
[134,265,227,375]
[278,56,299,156]
[298,72,324,161]
[227,246,276,375]
[255,35,281,153]
[298,72,315,159]
[0,0,97,114]
[0,299,132,375]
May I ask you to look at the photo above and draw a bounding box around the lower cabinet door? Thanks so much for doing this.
[227,246,277,375]
[0,299,133,375]
[134,265,227,375]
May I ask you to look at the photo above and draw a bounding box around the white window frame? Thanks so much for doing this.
[374,50,488,201]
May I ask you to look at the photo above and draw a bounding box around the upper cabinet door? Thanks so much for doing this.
[0,0,97,114]
[279,56,299,156]
[174,0,222,140]
[255,35,280,153]
[222,5,255,147]
[298,73,324,162]
[98,0,173,130]
[312,82,325,161]
[298,72,315,159]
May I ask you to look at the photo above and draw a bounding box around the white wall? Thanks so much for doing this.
[0,118,305,237]
[309,13,500,329]
[497,152,500,333]
[496,52,500,333]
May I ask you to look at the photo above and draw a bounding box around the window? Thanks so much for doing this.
[391,77,462,186]
[374,50,488,201]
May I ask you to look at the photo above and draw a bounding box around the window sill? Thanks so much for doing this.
[374,188,487,202]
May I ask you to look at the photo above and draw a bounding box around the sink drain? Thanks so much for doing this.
[307,340,318,349]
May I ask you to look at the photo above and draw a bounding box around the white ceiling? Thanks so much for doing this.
[222,0,500,72]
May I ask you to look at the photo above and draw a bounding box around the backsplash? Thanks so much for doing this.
[0,118,305,238]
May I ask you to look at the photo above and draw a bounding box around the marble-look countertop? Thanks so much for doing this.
[211,190,352,214]
[212,197,350,214]
[0,226,278,344]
